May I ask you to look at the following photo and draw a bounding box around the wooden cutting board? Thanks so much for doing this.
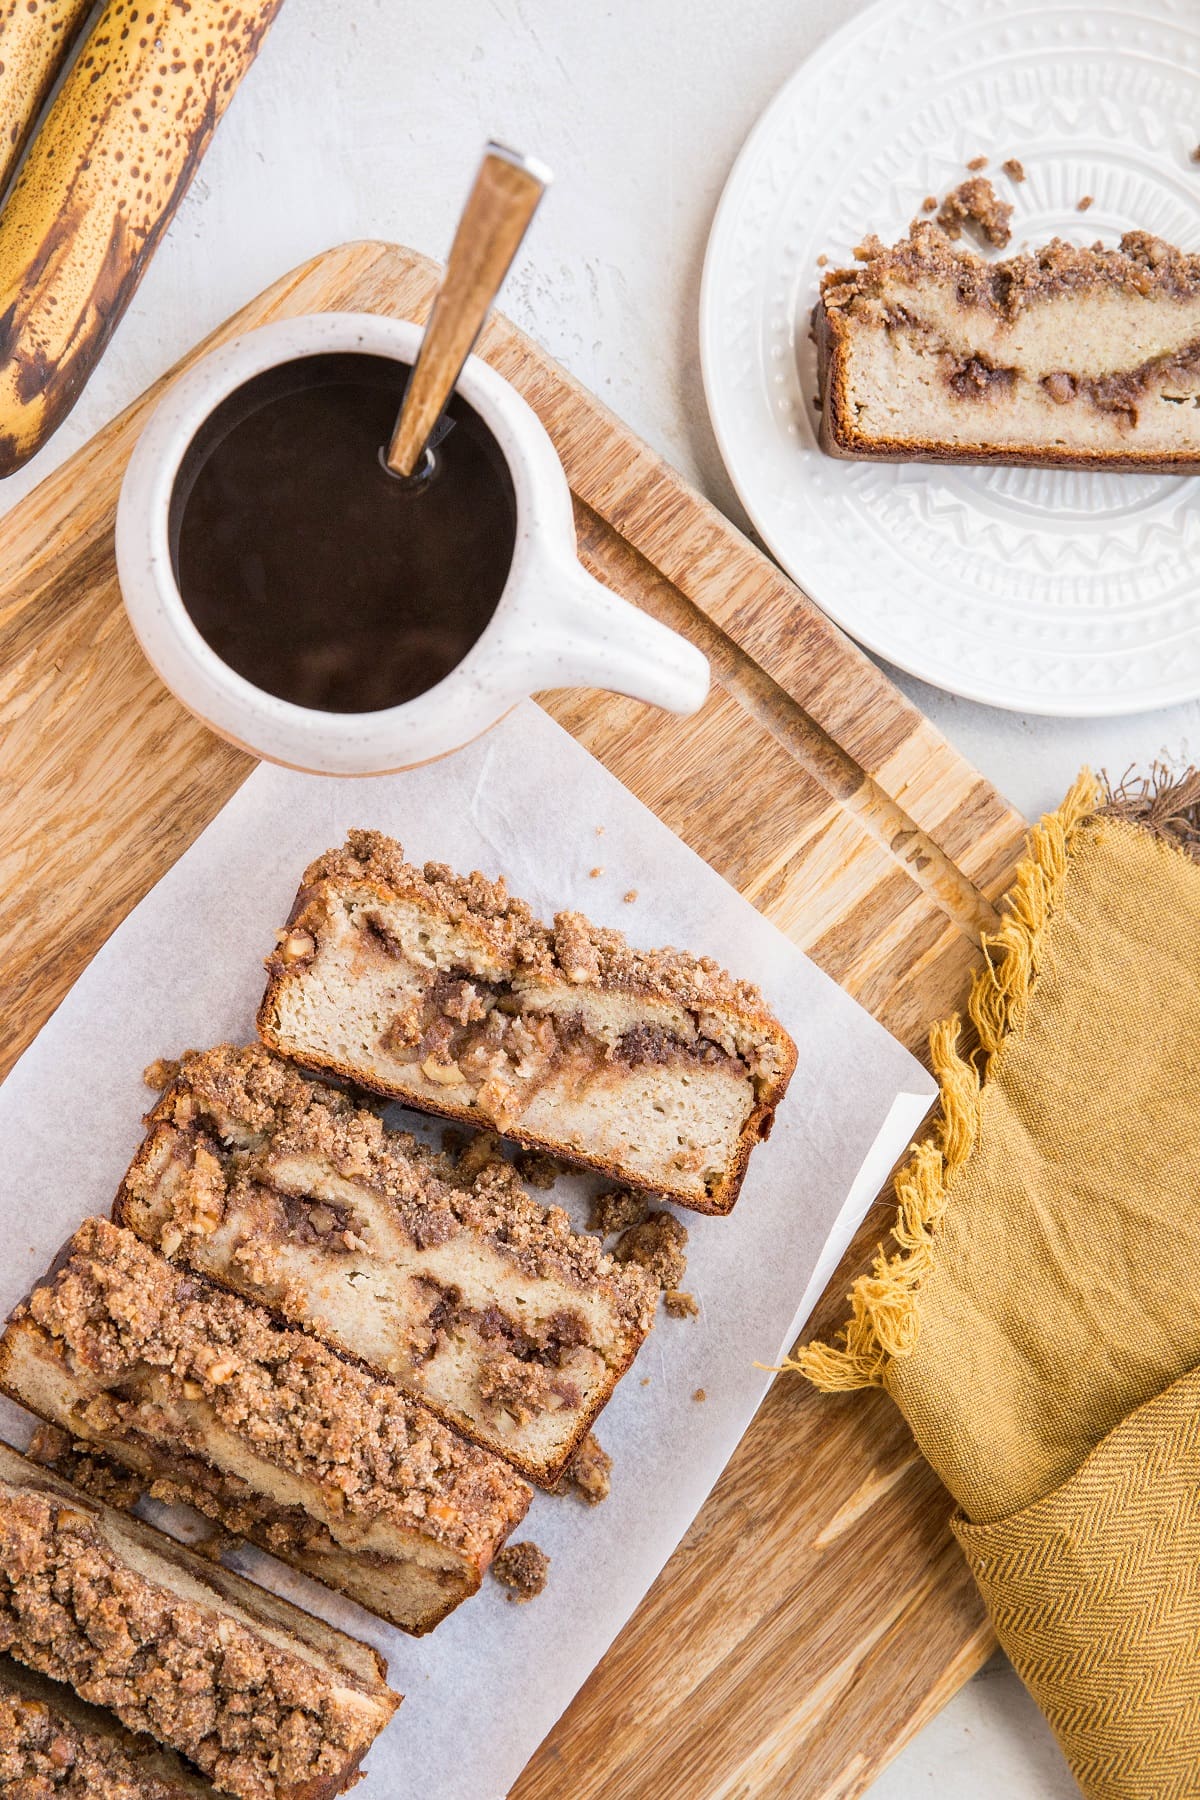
[0,240,1029,1798]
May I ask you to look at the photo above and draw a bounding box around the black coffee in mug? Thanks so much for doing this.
[168,352,518,713]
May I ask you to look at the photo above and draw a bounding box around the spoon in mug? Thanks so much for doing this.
[384,142,552,482]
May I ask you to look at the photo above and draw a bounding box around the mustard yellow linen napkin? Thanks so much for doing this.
[794,770,1200,1800]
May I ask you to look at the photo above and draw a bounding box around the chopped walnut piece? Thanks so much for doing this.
[1042,370,1077,405]
[937,177,1012,248]
[613,1210,688,1292]
[142,1056,181,1092]
[275,927,316,965]
[589,1187,651,1236]
[26,1421,72,1467]
[422,1054,464,1086]
[493,1540,550,1601]
[1002,157,1026,182]
[665,1290,699,1319]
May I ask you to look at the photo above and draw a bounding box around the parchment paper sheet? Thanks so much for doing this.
[0,701,935,1798]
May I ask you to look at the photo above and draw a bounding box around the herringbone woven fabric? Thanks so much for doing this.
[955,1368,1200,1800]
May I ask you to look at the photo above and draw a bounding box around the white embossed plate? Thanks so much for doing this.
[700,0,1200,715]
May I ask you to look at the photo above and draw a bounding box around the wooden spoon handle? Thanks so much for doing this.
[385,144,550,477]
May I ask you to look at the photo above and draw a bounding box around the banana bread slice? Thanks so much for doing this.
[115,1044,656,1488]
[0,1219,530,1635]
[0,1440,397,1800]
[816,225,1200,470]
[1,1654,218,1798]
[257,831,796,1214]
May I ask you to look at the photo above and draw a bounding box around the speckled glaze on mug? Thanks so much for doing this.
[116,313,709,775]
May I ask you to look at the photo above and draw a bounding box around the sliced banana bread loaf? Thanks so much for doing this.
[116,1044,656,1487]
[257,831,796,1214]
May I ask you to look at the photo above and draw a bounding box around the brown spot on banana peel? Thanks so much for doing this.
[0,0,286,477]
[0,0,94,197]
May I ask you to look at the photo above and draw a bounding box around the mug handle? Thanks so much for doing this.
[534,558,710,716]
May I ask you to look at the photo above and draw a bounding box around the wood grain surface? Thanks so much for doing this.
[0,240,1029,1799]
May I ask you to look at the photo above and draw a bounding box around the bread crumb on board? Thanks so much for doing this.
[623,889,638,904]
[665,1290,699,1318]
[493,1541,550,1601]
[589,1187,650,1236]
[590,866,604,878]
[693,1388,707,1403]
[614,1210,689,1292]
[1002,157,1026,181]
[937,176,1012,248]
[1077,194,1093,211]
[514,1149,565,1190]
[966,153,988,171]
[553,1432,612,1506]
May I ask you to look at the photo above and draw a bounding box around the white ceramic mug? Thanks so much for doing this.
[116,312,710,775]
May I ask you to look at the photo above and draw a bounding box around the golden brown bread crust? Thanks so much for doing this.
[257,831,797,1216]
[0,1442,398,1800]
[815,224,1200,472]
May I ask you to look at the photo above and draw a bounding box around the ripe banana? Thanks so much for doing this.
[0,0,286,477]
[0,0,94,197]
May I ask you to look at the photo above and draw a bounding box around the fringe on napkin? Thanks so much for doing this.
[789,766,1105,1392]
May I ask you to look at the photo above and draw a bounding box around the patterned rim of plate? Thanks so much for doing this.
[699,0,1200,716]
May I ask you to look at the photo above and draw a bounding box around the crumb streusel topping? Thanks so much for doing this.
[822,224,1200,321]
[287,830,773,1019]
[142,1045,656,1329]
[21,1219,530,1560]
[0,1486,374,1800]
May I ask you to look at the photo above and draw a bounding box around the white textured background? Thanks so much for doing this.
[13,0,1187,1790]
